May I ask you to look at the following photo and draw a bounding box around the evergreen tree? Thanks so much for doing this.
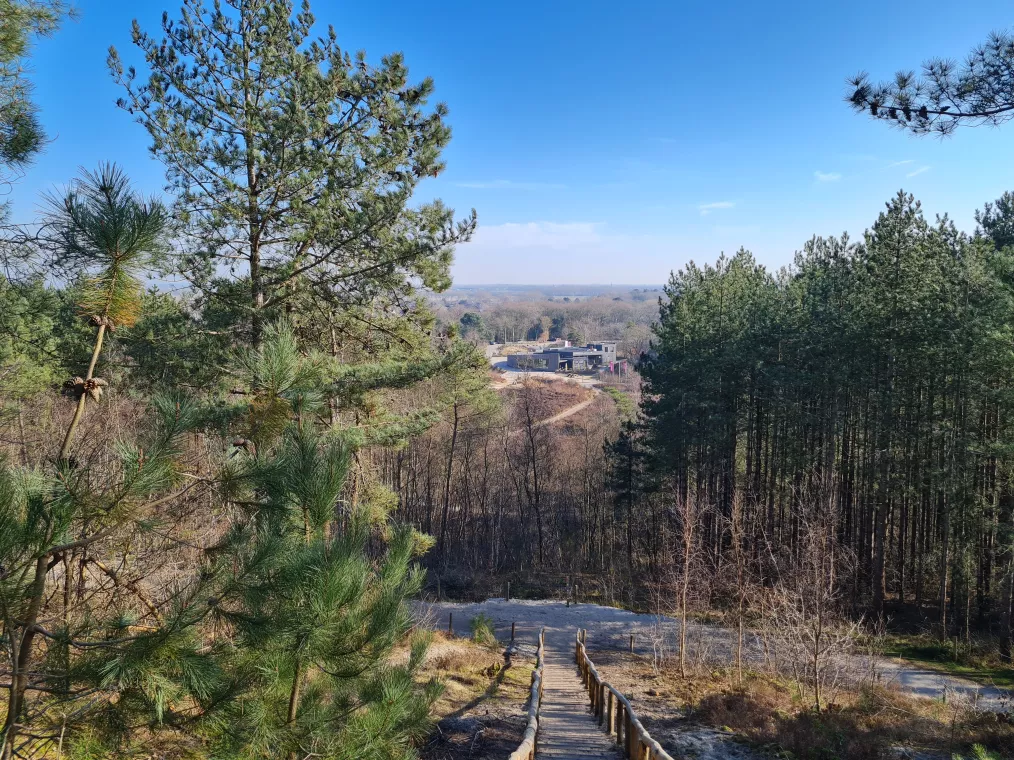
[193,324,441,760]
[975,191,1014,251]
[636,191,1014,633]
[42,164,169,461]
[0,394,208,759]
[1,322,446,759]
[109,0,476,343]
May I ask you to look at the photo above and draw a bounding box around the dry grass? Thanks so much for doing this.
[502,375,591,419]
[589,648,1014,760]
[408,633,534,760]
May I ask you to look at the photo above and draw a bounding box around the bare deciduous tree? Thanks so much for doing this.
[770,486,863,712]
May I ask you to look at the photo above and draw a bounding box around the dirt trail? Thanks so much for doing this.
[531,393,598,428]
[415,599,1011,713]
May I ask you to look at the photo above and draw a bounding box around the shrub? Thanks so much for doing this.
[470,614,497,645]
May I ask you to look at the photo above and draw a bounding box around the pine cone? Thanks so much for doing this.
[62,377,108,401]
[62,376,85,398]
[85,378,109,401]
[89,315,117,331]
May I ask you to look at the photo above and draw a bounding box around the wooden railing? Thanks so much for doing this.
[508,627,546,760]
[575,629,675,760]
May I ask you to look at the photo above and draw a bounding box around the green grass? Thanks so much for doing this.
[878,636,1014,690]
[602,385,635,418]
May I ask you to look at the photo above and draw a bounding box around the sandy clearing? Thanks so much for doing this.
[413,598,1011,713]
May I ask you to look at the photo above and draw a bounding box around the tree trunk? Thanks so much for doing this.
[438,404,460,567]
[58,322,107,461]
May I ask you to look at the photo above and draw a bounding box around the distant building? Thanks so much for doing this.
[507,342,619,373]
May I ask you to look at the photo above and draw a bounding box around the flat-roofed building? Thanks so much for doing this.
[506,341,619,372]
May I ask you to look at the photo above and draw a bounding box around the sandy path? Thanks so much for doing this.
[414,599,1010,713]
[530,393,598,428]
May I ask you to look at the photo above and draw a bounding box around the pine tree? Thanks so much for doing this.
[848,31,1014,135]
[195,323,442,760]
[2,321,449,759]
[42,164,169,462]
[634,191,1014,631]
[109,0,475,343]
[0,394,207,759]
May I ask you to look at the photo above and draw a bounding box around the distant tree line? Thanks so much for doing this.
[438,297,656,358]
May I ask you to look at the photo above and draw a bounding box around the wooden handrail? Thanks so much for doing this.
[508,627,546,760]
[574,629,675,760]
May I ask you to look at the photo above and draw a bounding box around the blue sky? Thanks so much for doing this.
[9,0,1014,284]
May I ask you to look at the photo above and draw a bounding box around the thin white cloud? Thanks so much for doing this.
[698,201,735,216]
[887,159,915,168]
[906,166,930,178]
[454,179,566,190]
[814,171,842,183]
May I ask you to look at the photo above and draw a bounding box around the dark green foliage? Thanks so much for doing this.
[638,191,1014,639]
[458,311,487,339]
[1,3,473,756]
[1,323,445,759]
[976,191,1014,252]
[116,289,233,391]
[186,328,441,760]
[0,394,206,756]
[0,277,64,400]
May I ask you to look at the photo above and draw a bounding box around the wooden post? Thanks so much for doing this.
[630,633,635,653]
[511,621,516,641]
[447,612,453,636]
[606,690,614,734]
[615,703,624,746]
[507,581,511,601]
[626,712,635,758]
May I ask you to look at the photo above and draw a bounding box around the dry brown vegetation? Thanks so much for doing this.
[376,373,629,598]
[589,648,1014,760]
[409,633,533,760]
[500,376,592,420]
